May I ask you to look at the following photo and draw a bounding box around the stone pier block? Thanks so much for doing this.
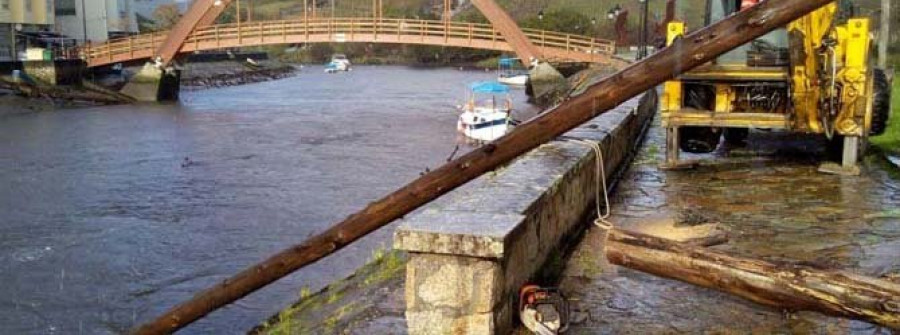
[120,62,181,102]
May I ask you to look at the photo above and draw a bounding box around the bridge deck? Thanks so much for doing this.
[83,18,617,68]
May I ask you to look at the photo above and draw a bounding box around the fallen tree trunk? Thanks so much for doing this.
[606,229,900,329]
[133,1,838,333]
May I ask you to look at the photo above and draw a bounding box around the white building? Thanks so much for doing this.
[0,0,55,60]
[54,0,137,43]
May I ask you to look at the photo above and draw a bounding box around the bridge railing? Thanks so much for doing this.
[83,18,615,67]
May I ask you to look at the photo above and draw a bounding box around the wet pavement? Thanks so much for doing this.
[559,120,900,333]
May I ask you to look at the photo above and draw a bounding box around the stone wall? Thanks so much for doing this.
[394,91,658,334]
[22,60,84,85]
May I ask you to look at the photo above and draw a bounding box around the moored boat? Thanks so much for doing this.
[496,56,528,86]
[324,54,352,73]
[457,81,513,142]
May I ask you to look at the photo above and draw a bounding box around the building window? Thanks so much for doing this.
[1,0,9,10]
[26,0,32,12]
[56,0,76,15]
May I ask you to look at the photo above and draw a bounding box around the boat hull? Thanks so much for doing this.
[498,74,528,86]
[462,123,509,142]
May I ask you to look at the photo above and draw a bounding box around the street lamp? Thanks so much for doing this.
[637,0,650,59]
[537,10,544,21]
[607,5,622,20]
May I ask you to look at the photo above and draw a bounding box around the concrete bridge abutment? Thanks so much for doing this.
[120,63,181,102]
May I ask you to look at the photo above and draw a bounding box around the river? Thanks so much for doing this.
[0,65,540,334]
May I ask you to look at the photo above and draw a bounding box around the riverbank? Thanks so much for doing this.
[0,91,56,114]
[180,60,298,90]
[0,77,132,109]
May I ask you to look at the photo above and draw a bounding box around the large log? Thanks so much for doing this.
[606,229,900,329]
[132,0,838,333]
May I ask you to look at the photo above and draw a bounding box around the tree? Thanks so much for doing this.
[153,4,183,31]
[519,8,596,36]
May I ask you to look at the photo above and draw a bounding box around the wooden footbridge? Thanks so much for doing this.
[83,17,616,68]
[81,0,619,68]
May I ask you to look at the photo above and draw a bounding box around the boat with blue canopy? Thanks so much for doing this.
[457,81,513,141]
[497,56,529,86]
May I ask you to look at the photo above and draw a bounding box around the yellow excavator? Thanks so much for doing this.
[660,0,892,174]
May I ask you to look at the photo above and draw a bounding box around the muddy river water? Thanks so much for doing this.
[0,66,538,334]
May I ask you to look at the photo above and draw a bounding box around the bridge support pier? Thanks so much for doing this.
[527,62,569,103]
[120,63,181,102]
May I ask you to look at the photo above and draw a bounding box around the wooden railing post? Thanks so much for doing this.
[237,0,243,44]
[282,20,287,42]
[81,43,90,65]
[259,22,264,43]
[215,26,220,47]
[468,23,473,45]
[129,36,134,58]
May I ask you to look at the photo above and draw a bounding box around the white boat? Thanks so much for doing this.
[498,72,529,86]
[496,56,528,86]
[457,81,513,142]
[324,54,351,73]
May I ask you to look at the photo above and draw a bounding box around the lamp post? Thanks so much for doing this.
[80,0,88,43]
[637,0,650,59]
[608,5,627,51]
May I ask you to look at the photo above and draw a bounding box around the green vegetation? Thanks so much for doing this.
[253,248,407,334]
[362,248,406,286]
[870,70,900,155]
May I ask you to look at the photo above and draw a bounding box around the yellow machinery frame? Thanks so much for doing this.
[660,3,875,171]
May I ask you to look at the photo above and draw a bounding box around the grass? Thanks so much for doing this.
[253,248,407,334]
[870,70,900,155]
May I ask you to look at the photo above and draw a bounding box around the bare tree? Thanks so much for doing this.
[153,3,183,31]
